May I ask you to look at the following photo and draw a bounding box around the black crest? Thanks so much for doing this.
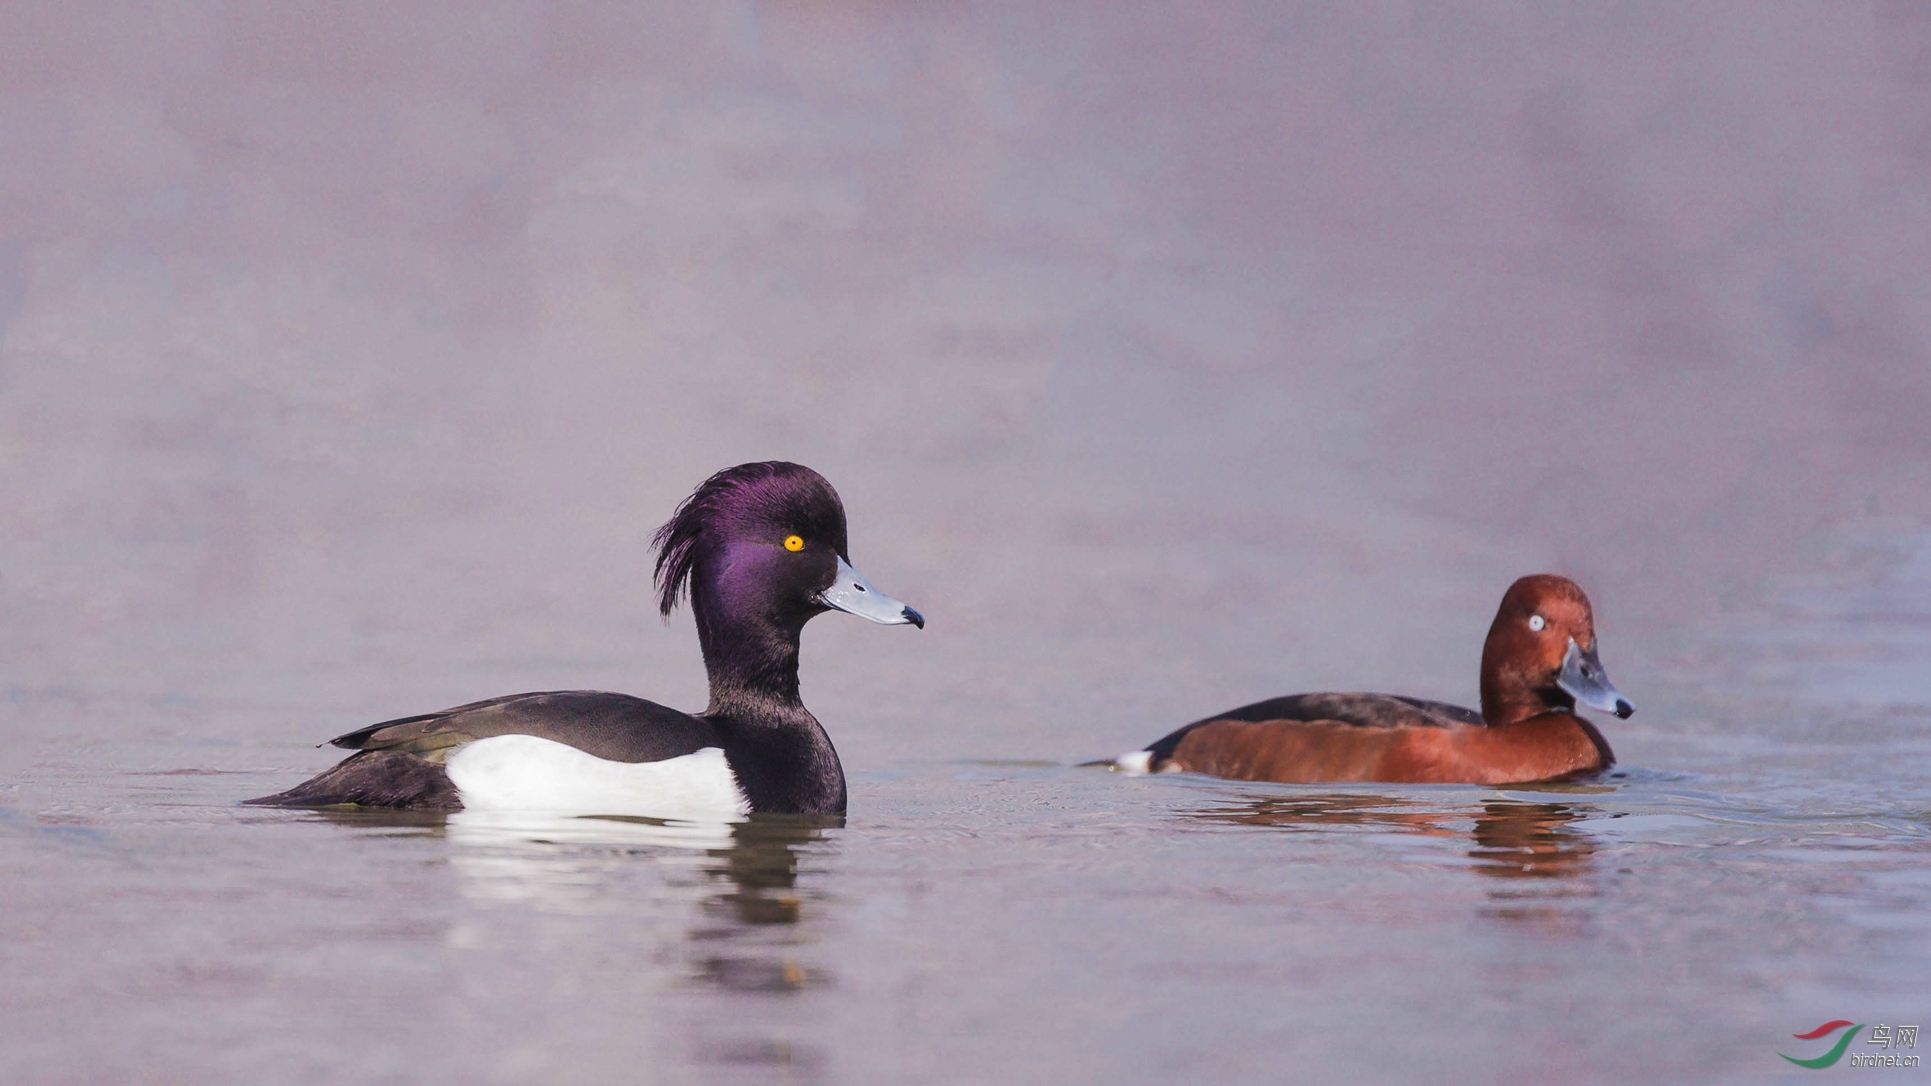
[651,461,848,617]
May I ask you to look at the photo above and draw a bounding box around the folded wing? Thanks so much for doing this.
[1142,692,1481,771]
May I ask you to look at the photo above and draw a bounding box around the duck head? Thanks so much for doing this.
[1478,574,1633,726]
[652,462,922,706]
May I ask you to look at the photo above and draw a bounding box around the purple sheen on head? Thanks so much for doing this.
[651,462,847,617]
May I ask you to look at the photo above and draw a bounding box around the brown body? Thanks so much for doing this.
[1165,702,1611,785]
[1137,576,1629,786]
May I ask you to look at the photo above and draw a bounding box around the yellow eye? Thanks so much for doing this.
[783,535,805,552]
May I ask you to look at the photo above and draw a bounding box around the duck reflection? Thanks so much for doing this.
[696,814,834,928]
[689,815,841,993]
[1185,793,1460,837]
[304,807,837,989]
[1467,801,1596,880]
[1182,793,1599,926]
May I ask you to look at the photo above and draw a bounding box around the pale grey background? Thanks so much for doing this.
[3,4,1927,756]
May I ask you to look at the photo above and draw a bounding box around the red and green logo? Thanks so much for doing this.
[1781,1021,1863,1068]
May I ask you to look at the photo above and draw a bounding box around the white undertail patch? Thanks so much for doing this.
[446,735,752,820]
[1113,750,1155,774]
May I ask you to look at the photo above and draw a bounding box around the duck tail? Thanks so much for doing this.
[243,750,461,809]
[1075,750,1155,773]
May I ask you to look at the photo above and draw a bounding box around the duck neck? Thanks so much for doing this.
[689,582,847,814]
[695,606,808,719]
[1480,677,1571,728]
[687,560,814,714]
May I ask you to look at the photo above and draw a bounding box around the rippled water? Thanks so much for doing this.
[5,679,1927,1084]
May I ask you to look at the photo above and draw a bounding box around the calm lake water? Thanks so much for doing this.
[5,3,1931,1082]
[4,608,1928,1084]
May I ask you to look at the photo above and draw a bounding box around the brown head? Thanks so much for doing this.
[1478,574,1634,726]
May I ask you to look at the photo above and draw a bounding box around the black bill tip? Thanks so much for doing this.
[902,605,925,629]
[1614,699,1635,719]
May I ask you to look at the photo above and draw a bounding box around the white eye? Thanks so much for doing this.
[1528,614,1546,632]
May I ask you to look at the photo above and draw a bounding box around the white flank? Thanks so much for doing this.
[1113,750,1154,774]
[445,735,752,820]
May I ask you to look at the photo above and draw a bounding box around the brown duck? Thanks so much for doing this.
[1115,575,1633,786]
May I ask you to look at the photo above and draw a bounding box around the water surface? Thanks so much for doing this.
[3,680,1927,1084]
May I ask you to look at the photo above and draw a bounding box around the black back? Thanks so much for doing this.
[327,691,721,762]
